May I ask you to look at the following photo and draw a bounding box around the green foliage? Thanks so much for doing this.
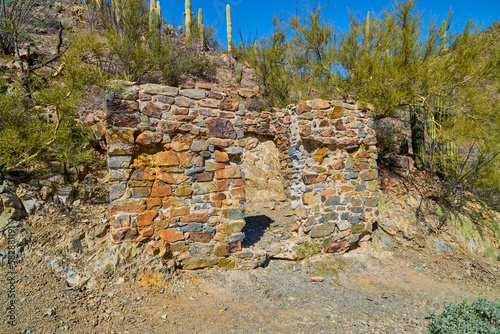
[288,7,336,93]
[159,40,216,86]
[426,298,500,333]
[0,30,108,172]
[243,17,291,108]
[0,0,48,55]
[241,0,500,218]
[70,5,85,18]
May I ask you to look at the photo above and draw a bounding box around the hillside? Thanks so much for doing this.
[0,1,499,333]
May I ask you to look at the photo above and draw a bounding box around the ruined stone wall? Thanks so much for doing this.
[106,82,379,269]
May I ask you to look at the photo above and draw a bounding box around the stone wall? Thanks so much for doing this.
[105,82,379,269]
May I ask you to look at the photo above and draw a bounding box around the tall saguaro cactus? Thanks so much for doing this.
[149,0,161,36]
[198,8,204,47]
[226,4,232,52]
[185,0,192,40]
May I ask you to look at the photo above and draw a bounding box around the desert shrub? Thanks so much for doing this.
[426,298,500,333]
[159,40,216,86]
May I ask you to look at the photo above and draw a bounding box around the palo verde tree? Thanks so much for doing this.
[242,0,500,215]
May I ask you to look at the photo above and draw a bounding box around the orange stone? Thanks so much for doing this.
[110,202,146,215]
[159,229,184,242]
[215,150,229,162]
[189,232,213,243]
[233,179,245,187]
[211,193,227,201]
[155,151,179,166]
[216,180,228,191]
[146,197,163,210]
[136,131,162,146]
[137,211,158,227]
[153,220,170,229]
[178,152,192,168]
[156,172,188,184]
[180,213,209,223]
[141,228,155,237]
[170,206,190,217]
[130,169,156,181]
[332,160,345,170]
[151,180,172,197]
[215,166,241,179]
[230,187,245,200]
[319,189,336,197]
[163,197,184,208]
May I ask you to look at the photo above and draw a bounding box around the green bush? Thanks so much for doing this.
[426,298,500,333]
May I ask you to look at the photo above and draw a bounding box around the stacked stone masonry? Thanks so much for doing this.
[106,82,379,270]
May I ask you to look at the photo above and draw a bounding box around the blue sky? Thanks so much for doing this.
[157,0,500,47]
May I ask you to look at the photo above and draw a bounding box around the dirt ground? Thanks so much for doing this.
[1,228,499,334]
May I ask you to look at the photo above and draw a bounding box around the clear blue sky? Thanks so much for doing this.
[158,0,500,47]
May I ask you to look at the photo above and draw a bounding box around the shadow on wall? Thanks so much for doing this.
[242,215,273,248]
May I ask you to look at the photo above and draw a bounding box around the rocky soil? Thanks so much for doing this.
[1,235,499,334]
[1,192,499,334]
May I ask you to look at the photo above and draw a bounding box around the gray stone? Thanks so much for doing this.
[189,243,213,256]
[107,156,132,168]
[143,83,178,96]
[109,169,131,181]
[225,147,243,155]
[350,216,361,224]
[325,195,340,206]
[192,183,217,195]
[310,224,335,238]
[344,172,358,180]
[336,220,350,231]
[223,209,245,220]
[186,167,205,176]
[179,223,203,232]
[351,207,364,214]
[109,86,138,100]
[229,232,245,242]
[191,140,209,152]
[340,212,349,220]
[319,212,339,223]
[175,96,195,107]
[204,225,216,233]
[180,89,207,100]
[109,183,127,201]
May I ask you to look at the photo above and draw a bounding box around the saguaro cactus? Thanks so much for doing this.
[236,65,243,83]
[411,100,425,168]
[226,4,232,52]
[198,8,204,47]
[149,0,161,36]
[185,0,192,40]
